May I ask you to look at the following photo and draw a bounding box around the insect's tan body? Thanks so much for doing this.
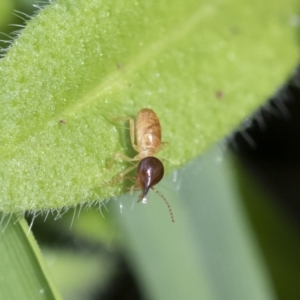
[132,108,162,160]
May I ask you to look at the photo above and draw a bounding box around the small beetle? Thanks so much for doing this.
[111,108,174,222]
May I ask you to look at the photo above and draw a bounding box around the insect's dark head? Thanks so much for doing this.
[136,157,164,202]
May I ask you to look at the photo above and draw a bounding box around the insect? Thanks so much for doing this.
[111,108,174,222]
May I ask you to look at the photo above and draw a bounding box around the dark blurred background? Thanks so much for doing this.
[231,68,300,230]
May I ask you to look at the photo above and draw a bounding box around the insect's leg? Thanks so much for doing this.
[108,152,137,169]
[110,114,138,153]
[105,163,136,191]
[129,118,139,152]
[102,164,137,188]
[159,142,168,151]
[155,142,169,164]
[129,184,137,195]
[118,163,138,178]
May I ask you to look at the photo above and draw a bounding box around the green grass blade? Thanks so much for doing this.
[0,213,61,300]
[110,146,276,300]
[0,0,298,212]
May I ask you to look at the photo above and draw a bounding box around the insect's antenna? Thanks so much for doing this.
[151,187,174,222]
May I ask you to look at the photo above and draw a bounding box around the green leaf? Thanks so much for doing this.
[0,0,298,212]
[110,146,277,300]
[0,213,61,300]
